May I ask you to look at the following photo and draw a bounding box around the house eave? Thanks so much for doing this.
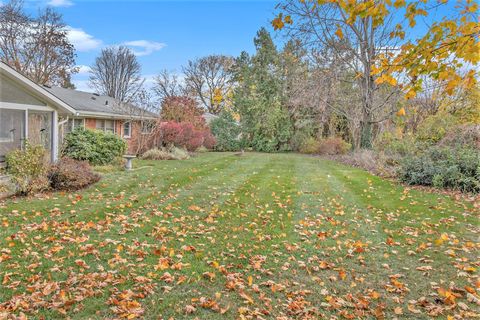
[75,110,158,121]
[0,62,76,115]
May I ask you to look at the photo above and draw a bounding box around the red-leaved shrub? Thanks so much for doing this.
[203,131,216,149]
[146,121,216,152]
[159,122,183,146]
[185,130,204,151]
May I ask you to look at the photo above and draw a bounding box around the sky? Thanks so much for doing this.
[24,0,280,91]
[19,0,461,92]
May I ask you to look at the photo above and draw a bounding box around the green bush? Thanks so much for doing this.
[374,132,420,166]
[415,113,458,144]
[62,128,127,165]
[398,147,480,193]
[5,142,49,195]
[210,112,242,151]
[375,132,418,157]
[299,137,320,154]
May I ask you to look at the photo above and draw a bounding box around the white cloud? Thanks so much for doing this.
[76,65,92,75]
[72,79,91,92]
[66,27,102,52]
[122,40,166,57]
[47,0,73,7]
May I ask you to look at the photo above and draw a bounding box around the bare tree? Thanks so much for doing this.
[89,46,144,102]
[277,1,402,148]
[0,0,77,87]
[183,55,235,114]
[153,69,189,102]
[113,87,160,155]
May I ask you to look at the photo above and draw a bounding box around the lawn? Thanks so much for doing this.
[0,152,478,319]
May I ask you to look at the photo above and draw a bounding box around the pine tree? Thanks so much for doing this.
[234,28,293,152]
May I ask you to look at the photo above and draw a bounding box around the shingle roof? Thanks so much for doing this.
[44,86,157,119]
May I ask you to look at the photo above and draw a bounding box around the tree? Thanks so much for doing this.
[273,1,402,148]
[273,0,479,148]
[160,96,205,129]
[183,55,235,114]
[234,28,293,152]
[153,69,189,103]
[89,46,144,102]
[0,0,77,87]
[210,111,242,151]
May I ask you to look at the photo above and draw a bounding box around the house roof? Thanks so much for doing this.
[0,62,77,114]
[202,112,219,124]
[44,86,158,120]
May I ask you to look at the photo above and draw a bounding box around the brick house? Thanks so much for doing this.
[44,86,158,154]
[0,62,157,163]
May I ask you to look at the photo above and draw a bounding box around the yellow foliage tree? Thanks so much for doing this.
[273,0,479,98]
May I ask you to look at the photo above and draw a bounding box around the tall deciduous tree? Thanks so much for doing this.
[183,55,235,114]
[0,0,77,87]
[273,0,479,148]
[89,46,144,102]
[153,69,189,103]
[273,0,400,148]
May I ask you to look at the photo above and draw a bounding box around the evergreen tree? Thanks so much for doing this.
[234,28,292,152]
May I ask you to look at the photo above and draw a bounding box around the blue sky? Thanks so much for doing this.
[25,0,279,91]
[21,0,460,92]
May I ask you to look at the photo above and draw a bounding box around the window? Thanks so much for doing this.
[96,119,115,133]
[105,120,114,133]
[123,121,131,138]
[65,118,84,133]
[0,109,25,160]
[28,111,52,152]
[141,121,154,134]
[95,119,105,131]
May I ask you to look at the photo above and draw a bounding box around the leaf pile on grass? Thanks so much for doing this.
[0,153,478,319]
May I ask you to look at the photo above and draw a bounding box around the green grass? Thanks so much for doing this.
[0,152,478,319]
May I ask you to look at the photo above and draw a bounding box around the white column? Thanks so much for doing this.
[24,109,28,149]
[51,110,59,162]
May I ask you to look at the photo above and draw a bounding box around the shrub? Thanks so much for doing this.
[415,113,458,144]
[317,137,351,155]
[142,148,175,160]
[5,142,49,195]
[210,112,242,151]
[63,128,127,165]
[142,147,190,161]
[169,147,190,160]
[299,137,320,154]
[439,124,480,149]
[373,132,420,166]
[196,146,209,153]
[155,121,215,151]
[184,127,204,151]
[49,157,100,191]
[290,131,312,152]
[157,122,182,147]
[202,131,216,150]
[398,147,480,193]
